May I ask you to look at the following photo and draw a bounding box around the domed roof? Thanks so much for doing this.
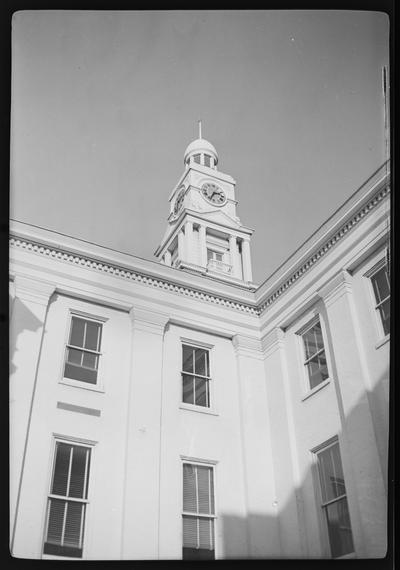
[184,137,218,164]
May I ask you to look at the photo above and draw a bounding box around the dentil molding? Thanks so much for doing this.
[9,181,389,317]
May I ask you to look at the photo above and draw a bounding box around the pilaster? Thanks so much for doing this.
[199,224,207,267]
[242,238,253,282]
[10,275,56,548]
[229,235,239,277]
[318,270,387,557]
[177,229,185,262]
[261,326,306,557]
[122,306,169,558]
[185,220,193,263]
[232,333,280,557]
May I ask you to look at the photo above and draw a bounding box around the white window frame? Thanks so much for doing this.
[59,310,107,393]
[180,339,216,413]
[181,458,217,560]
[42,435,96,560]
[311,437,355,559]
[365,258,390,342]
[297,315,331,398]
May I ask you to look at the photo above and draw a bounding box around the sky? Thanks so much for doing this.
[10,10,389,284]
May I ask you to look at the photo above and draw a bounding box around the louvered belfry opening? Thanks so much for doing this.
[182,463,215,560]
[43,442,91,558]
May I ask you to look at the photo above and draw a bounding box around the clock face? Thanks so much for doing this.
[201,182,226,205]
[173,188,185,215]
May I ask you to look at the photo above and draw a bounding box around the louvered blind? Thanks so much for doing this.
[44,442,91,558]
[316,441,354,558]
[182,464,215,553]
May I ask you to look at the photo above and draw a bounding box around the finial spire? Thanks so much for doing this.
[198,119,202,139]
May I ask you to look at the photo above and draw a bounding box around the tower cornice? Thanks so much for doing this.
[168,165,236,202]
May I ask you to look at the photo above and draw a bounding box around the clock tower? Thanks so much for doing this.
[154,125,255,287]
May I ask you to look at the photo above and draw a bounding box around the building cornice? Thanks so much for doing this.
[256,180,389,315]
[9,234,259,316]
[9,167,390,318]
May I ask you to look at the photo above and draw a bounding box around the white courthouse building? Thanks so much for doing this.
[9,134,390,560]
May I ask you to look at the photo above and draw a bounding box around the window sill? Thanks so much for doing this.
[179,404,219,417]
[42,554,82,560]
[335,552,356,559]
[301,379,330,402]
[375,334,390,350]
[59,379,105,394]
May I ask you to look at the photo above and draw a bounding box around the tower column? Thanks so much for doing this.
[199,224,207,267]
[164,250,171,266]
[242,238,253,282]
[177,229,185,263]
[229,235,239,277]
[185,221,193,263]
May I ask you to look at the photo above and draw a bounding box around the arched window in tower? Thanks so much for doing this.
[204,154,211,167]
[193,154,201,164]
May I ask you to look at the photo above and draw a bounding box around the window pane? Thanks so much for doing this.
[63,502,84,548]
[318,446,335,503]
[303,322,323,359]
[183,515,198,548]
[307,351,329,389]
[69,318,85,347]
[204,155,211,167]
[195,377,208,407]
[379,299,390,335]
[325,497,354,557]
[183,464,197,513]
[197,466,212,514]
[372,267,390,304]
[52,443,71,496]
[182,345,194,373]
[68,447,88,499]
[318,443,345,502]
[207,249,213,261]
[330,444,345,497]
[82,352,98,370]
[67,347,83,366]
[194,348,207,376]
[194,154,201,164]
[46,498,65,545]
[182,374,194,405]
[199,518,214,550]
[85,321,101,351]
[64,363,97,384]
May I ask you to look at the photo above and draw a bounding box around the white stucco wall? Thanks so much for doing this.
[9,167,390,560]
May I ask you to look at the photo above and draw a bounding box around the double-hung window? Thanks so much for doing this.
[64,316,102,385]
[370,262,390,336]
[314,439,354,558]
[182,462,215,560]
[43,441,91,558]
[182,344,211,407]
[301,318,329,390]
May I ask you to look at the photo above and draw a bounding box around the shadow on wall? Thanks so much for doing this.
[219,371,391,560]
[9,293,44,377]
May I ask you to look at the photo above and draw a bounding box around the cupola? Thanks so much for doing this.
[183,121,218,169]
